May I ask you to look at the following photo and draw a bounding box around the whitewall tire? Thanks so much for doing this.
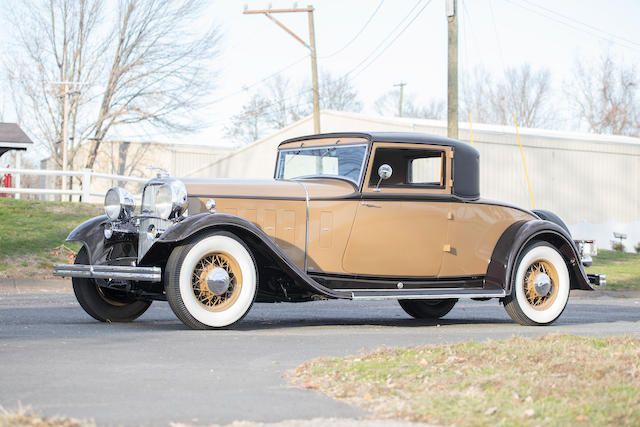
[165,231,258,329]
[503,242,570,326]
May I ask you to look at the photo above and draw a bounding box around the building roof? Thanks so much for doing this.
[0,123,33,157]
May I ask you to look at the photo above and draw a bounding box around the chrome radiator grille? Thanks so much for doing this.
[138,217,173,261]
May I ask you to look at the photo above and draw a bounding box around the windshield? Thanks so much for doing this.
[275,144,368,184]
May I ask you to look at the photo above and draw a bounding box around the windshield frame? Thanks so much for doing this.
[274,143,370,188]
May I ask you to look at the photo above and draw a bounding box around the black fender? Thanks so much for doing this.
[65,215,109,264]
[142,213,350,299]
[532,209,571,235]
[486,219,593,293]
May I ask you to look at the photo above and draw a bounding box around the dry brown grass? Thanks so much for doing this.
[293,334,640,426]
[0,405,93,427]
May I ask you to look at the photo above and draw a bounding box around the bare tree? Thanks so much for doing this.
[461,67,498,125]
[225,70,362,144]
[262,75,308,130]
[223,94,271,145]
[566,53,639,136]
[4,0,220,174]
[315,71,362,112]
[494,64,553,128]
[374,89,444,120]
[462,64,553,128]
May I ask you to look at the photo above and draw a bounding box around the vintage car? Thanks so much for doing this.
[54,132,605,329]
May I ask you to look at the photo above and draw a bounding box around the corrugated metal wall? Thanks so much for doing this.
[197,111,640,250]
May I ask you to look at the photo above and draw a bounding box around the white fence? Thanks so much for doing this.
[0,167,149,202]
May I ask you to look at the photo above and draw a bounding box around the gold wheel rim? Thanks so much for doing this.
[523,258,559,311]
[191,251,242,312]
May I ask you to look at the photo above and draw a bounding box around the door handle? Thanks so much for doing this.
[361,201,381,208]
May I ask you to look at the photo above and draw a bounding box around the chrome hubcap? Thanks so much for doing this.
[534,273,551,296]
[206,267,231,295]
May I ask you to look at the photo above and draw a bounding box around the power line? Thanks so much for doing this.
[347,0,433,80]
[488,0,506,72]
[504,0,640,53]
[518,0,640,49]
[209,55,308,105]
[320,0,385,59]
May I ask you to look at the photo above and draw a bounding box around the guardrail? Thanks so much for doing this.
[0,167,149,202]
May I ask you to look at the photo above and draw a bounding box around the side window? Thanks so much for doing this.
[368,147,446,189]
[409,154,443,186]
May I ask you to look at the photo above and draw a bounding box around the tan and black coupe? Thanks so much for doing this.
[54,132,604,329]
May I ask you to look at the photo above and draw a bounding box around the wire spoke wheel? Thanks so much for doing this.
[191,252,242,312]
[165,231,258,329]
[503,242,570,326]
[523,259,559,311]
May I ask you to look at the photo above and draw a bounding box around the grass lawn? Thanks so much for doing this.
[0,198,102,279]
[294,334,640,427]
[586,249,640,290]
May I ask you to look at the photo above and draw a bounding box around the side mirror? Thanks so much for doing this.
[375,164,392,191]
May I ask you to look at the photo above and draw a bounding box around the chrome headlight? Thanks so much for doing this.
[104,187,135,220]
[142,179,188,220]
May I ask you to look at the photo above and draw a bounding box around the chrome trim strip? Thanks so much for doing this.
[53,264,162,282]
[294,181,310,273]
[349,289,506,300]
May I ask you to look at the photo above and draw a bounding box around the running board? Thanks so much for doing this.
[53,264,162,282]
[348,288,507,300]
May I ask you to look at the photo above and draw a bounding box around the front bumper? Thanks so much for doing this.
[53,264,162,282]
[587,273,606,288]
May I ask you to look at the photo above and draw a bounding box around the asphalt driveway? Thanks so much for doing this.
[0,288,638,426]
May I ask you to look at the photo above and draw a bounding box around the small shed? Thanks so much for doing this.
[0,123,34,197]
[0,122,33,161]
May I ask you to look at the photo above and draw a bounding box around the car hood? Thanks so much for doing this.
[182,177,358,200]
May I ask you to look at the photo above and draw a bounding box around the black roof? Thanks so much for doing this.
[280,132,480,200]
[0,123,33,158]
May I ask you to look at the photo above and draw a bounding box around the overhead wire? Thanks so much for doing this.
[320,0,386,59]
[347,0,433,80]
[208,55,308,105]
[488,0,506,72]
[504,0,640,53]
[342,0,426,78]
[518,0,640,49]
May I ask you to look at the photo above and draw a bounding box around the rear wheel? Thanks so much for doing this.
[72,247,152,322]
[398,299,458,319]
[503,242,570,326]
[165,231,258,329]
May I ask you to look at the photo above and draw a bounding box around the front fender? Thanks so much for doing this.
[66,215,108,264]
[486,219,592,293]
[142,213,350,299]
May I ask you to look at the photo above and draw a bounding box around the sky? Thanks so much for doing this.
[186,0,640,147]
[2,0,640,154]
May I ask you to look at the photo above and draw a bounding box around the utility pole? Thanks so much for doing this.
[393,82,407,117]
[51,81,86,199]
[446,0,458,139]
[244,5,321,133]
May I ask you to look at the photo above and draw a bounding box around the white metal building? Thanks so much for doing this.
[189,110,640,251]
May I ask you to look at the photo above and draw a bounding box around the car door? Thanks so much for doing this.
[342,143,453,278]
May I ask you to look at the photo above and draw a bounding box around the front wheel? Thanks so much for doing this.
[503,242,570,326]
[398,299,458,319]
[72,247,152,322]
[165,231,258,329]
